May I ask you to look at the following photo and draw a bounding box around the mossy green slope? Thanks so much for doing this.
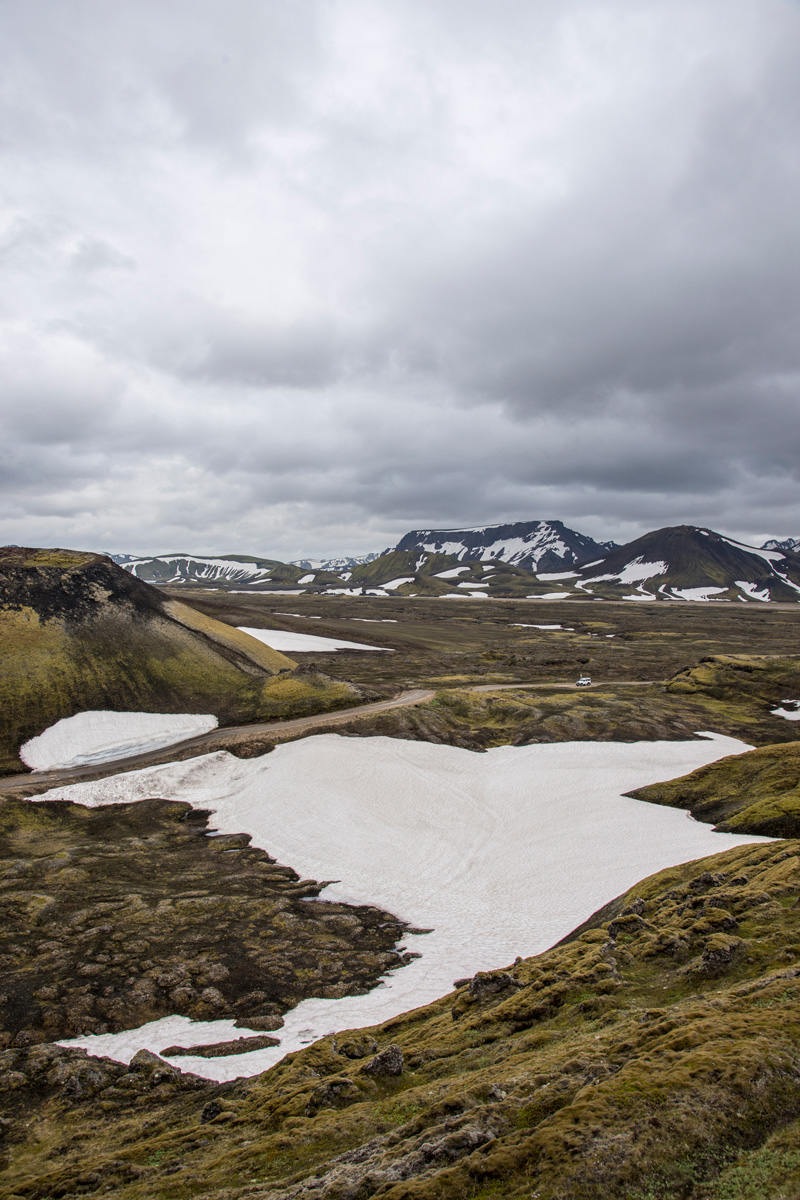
[0,548,361,773]
[3,843,800,1199]
[631,741,800,837]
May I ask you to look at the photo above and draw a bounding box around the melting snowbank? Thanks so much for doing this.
[42,732,769,1080]
[238,626,389,652]
[20,711,218,771]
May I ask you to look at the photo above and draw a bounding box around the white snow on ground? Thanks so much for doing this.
[535,572,579,580]
[585,558,668,585]
[237,627,390,652]
[530,591,574,599]
[20,712,218,771]
[771,701,800,721]
[671,587,728,601]
[46,732,768,1081]
[623,594,655,602]
[458,581,489,588]
[383,577,415,591]
[512,624,562,630]
[736,581,771,601]
[297,574,315,584]
[721,536,785,563]
[435,567,471,578]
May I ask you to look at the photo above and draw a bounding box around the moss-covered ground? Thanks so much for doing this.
[0,796,410,1047]
[631,741,800,837]
[3,842,800,1199]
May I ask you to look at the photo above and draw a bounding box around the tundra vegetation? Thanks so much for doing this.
[2,568,800,1197]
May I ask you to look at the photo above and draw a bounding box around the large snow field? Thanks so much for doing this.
[20,711,218,771]
[42,732,769,1081]
[238,626,389,652]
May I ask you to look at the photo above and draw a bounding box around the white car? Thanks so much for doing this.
[576,675,592,687]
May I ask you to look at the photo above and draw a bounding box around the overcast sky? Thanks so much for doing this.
[2,0,799,559]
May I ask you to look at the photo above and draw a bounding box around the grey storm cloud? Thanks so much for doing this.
[1,0,799,558]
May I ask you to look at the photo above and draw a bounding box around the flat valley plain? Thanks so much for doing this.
[174,590,800,750]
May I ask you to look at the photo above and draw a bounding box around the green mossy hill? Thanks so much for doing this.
[4,843,800,1199]
[257,663,362,719]
[0,796,410,1046]
[666,653,800,708]
[631,742,800,837]
[342,551,536,597]
[0,548,360,774]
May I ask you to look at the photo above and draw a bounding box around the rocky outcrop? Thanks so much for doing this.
[0,796,410,1045]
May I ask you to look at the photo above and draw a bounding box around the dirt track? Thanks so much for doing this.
[0,681,656,796]
[0,689,435,795]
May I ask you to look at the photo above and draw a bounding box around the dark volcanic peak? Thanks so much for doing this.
[573,525,800,602]
[393,519,607,572]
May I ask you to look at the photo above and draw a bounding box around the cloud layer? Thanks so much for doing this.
[2,0,799,557]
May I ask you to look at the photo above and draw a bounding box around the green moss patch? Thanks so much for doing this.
[631,742,800,837]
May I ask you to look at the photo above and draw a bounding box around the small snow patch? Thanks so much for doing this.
[671,587,728,602]
[238,627,389,652]
[21,711,218,771]
[771,701,800,722]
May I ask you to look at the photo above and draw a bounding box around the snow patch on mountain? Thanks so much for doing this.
[585,558,668,585]
[292,553,382,571]
[671,587,728,601]
[736,581,771,601]
[394,520,607,572]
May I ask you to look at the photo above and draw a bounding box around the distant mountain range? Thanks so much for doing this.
[291,553,382,571]
[394,519,613,572]
[109,521,800,603]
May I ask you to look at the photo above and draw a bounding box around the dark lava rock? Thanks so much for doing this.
[162,1035,280,1058]
[0,797,411,1046]
[363,1044,404,1077]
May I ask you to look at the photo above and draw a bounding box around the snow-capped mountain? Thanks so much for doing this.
[291,553,383,571]
[113,553,327,589]
[763,537,800,554]
[568,526,800,602]
[393,520,609,572]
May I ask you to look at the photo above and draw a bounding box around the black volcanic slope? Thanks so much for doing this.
[574,525,800,601]
[394,519,609,571]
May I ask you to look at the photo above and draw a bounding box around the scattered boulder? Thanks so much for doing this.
[336,1035,378,1060]
[363,1044,403,1077]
